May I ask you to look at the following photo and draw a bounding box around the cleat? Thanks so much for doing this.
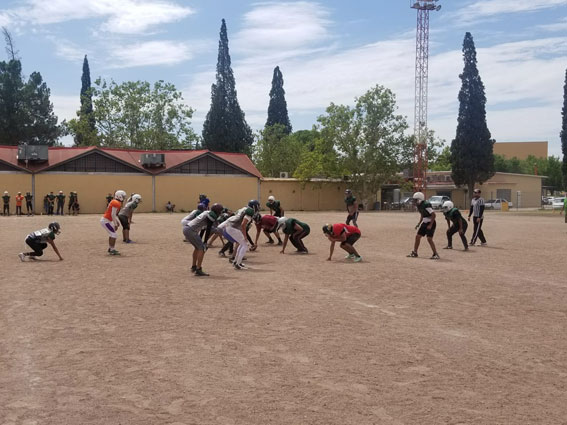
[353,256,362,263]
[464,246,469,251]
[345,253,355,259]
[233,263,242,270]
[407,251,418,258]
[18,253,25,262]
[194,268,209,276]
[108,249,121,256]
[277,240,283,245]
[229,257,235,263]
[124,239,135,244]
[443,246,452,249]
[266,240,274,244]
[238,263,248,269]
[191,265,197,273]
[218,251,226,257]
[480,242,487,246]
[430,253,440,260]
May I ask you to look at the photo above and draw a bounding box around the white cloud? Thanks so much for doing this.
[47,37,87,62]
[2,0,194,34]
[538,17,567,32]
[452,0,567,24]
[108,40,196,68]
[0,12,12,27]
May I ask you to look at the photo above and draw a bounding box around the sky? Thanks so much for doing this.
[1,0,566,155]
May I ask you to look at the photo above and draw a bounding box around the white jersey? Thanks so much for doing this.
[181,210,201,227]
[186,211,215,231]
[224,207,254,229]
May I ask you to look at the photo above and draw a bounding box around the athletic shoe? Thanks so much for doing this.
[218,251,226,257]
[266,240,274,244]
[233,263,244,270]
[124,240,135,244]
[190,265,197,273]
[237,263,248,269]
[18,253,25,262]
[353,256,362,263]
[194,268,209,276]
[430,253,440,260]
[464,247,469,251]
[480,242,487,246]
[345,253,355,259]
[277,241,283,245]
[108,249,121,256]
[443,246,453,250]
[407,251,418,258]
[229,257,235,263]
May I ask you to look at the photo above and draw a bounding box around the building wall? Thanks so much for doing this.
[0,172,32,209]
[156,174,259,213]
[260,179,348,211]
[493,142,548,160]
[35,173,153,213]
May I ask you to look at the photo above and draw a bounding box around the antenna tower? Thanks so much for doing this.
[410,0,441,193]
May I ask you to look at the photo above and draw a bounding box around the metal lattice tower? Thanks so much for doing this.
[410,0,441,193]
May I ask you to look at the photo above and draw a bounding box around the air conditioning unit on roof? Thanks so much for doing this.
[17,145,48,162]
[279,171,289,178]
[141,153,165,167]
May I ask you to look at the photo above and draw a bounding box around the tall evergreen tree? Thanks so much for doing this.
[202,19,252,153]
[561,68,567,188]
[80,56,95,129]
[450,32,494,197]
[266,66,291,134]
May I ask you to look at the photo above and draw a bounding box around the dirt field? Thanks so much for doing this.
[1,211,566,425]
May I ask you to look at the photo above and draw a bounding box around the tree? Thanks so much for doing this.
[72,55,97,146]
[202,19,253,153]
[317,85,412,206]
[450,32,495,197]
[494,154,564,191]
[253,124,302,177]
[561,68,567,188]
[66,78,198,149]
[2,27,18,61]
[429,146,452,171]
[266,66,291,134]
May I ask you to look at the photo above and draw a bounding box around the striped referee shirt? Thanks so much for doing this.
[470,197,485,218]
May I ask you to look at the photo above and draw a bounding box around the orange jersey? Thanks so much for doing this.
[103,199,122,221]
[15,195,24,206]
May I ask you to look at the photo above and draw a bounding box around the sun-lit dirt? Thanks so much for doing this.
[1,210,566,424]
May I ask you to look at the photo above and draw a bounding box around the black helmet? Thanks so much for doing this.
[49,222,61,234]
[197,203,206,211]
[248,199,260,211]
[322,223,332,234]
[211,203,224,215]
[199,194,207,200]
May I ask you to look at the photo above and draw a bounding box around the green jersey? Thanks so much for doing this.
[283,218,309,234]
[418,201,434,223]
[56,194,65,203]
[444,207,465,226]
[2,195,9,205]
[266,200,282,216]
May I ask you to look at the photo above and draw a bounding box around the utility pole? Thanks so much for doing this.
[410,0,441,193]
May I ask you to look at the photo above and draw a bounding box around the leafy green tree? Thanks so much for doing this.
[254,124,302,177]
[0,59,61,145]
[494,154,564,191]
[202,19,252,153]
[317,85,412,206]
[68,78,197,149]
[266,66,291,134]
[72,55,97,146]
[561,68,567,188]
[450,32,495,196]
[429,146,452,171]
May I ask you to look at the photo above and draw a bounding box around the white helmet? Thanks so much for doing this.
[114,190,127,201]
[268,195,275,202]
[441,200,454,212]
[132,194,142,203]
[277,216,287,229]
[412,192,425,201]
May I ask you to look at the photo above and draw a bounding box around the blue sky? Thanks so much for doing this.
[1,0,566,154]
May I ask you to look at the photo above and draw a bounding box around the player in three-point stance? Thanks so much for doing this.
[253,213,284,246]
[183,203,224,276]
[280,218,310,254]
[322,223,362,262]
[101,190,126,256]
[344,189,359,227]
[441,201,468,251]
[407,192,440,260]
[19,222,63,262]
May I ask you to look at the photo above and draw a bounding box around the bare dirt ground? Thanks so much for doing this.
[1,210,566,425]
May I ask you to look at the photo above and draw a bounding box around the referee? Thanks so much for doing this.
[468,188,487,246]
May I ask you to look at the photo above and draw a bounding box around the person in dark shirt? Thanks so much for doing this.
[407,192,440,260]
[281,218,310,254]
[56,191,65,215]
[2,191,10,216]
[47,192,56,215]
[344,189,359,227]
[106,193,114,206]
[441,201,468,251]
[18,222,63,261]
[266,196,284,218]
[25,192,33,215]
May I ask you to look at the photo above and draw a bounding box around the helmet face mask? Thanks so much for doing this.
[322,223,332,234]
[132,194,142,203]
[268,195,275,202]
[248,199,260,212]
[197,203,206,212]
[49,222,61,234]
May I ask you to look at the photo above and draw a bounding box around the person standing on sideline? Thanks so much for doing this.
[468,189,487,246]
[25,192,33,215]
[344,189,359,227]
[441,201,468,251]
[56,191,65,215]
[322,223,362,262]
[68,191,76,215]
[15,192,24,216]
[563,196,567,223]
[2,191,10,216]
[47,192,56,215]
[407,192,440,260]
[100,190,126,256]
[266,196,284,218]
[119,194,142,243]
[19,222,63,262]
[183,203,223,276]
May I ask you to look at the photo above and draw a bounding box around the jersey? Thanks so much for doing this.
[257,215,278,230]
[25,193,33,202]
[56,194,65,204]
[119,201,138,217]
[103,199,122,221]
[2,195,9,205]
[225,207,254,229]
[418,201,435,223]
[15,195,24,206]
[444,208,465,226]
[29,228,55,243]
[331,223,361,238]
[186,211,217,231]
[266,200,282,216]
[181,210,203,227]
[283,218,309,235]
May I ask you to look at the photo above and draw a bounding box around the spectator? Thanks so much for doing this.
[166,201,176,213]
[15,192,24,216]
[2,191,10,216]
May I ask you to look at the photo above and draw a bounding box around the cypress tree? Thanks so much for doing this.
[450,32,494,197]
[266,66,291,134]
[202,19,252,153]
[561,68,567,188]
[80,55,95,132]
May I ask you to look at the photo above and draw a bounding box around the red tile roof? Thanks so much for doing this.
[0,146,262,178]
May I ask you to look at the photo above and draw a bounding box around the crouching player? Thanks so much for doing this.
[407,192,440,260]
[217,205,255,269]
[19,222,63,261]
[253,213,284,246]
[183,203,224,276]
[441,201,468,251]
[322,223,362,262]
[119,194,142,243]
[101,190,126,256]
[280,218,310,254]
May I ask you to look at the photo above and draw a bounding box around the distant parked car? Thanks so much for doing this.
[552,197,565,210]
[485,199,513,209]
[542,196,554,205]
[391,196,413,210]
[428,195,451,209]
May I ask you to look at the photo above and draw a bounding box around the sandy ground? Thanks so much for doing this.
[1,210,566,425]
